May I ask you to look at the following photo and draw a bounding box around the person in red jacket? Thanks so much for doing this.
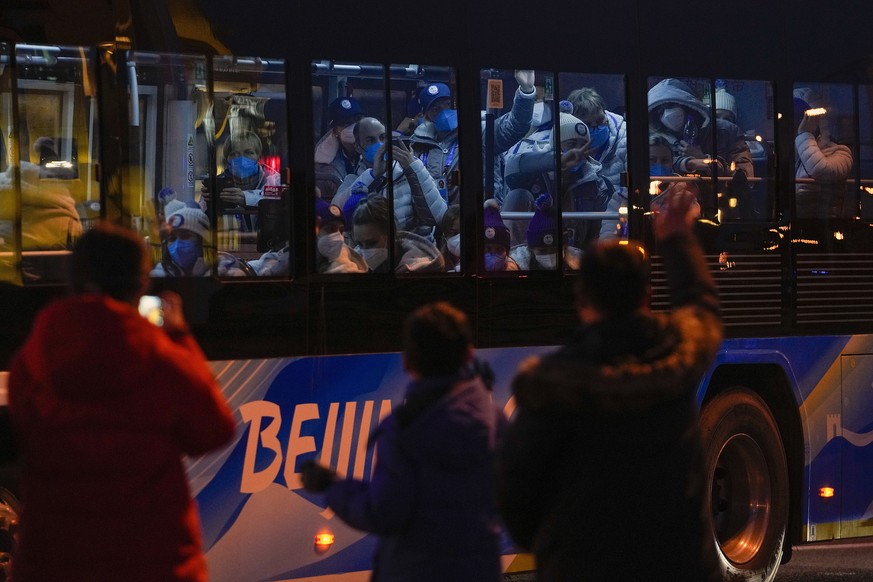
[8,222,235,582]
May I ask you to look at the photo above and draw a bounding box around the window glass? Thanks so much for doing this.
[0,44,15,283]
[792,83,856,222]
[210,56,289,277]
[482,68,553,272]
[11,44,99,284]
[712,79,776,222]
[312,61,453,275]
[124,51,212,277]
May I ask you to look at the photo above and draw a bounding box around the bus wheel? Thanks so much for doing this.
[700,389,788,582]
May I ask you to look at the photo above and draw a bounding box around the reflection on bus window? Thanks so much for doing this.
[312,61,453,274]
[2,44,98,284]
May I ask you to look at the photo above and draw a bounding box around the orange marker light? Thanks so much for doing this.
[314,533,335,554]
[819,487,835,498]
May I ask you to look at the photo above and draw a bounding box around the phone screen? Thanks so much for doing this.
[138,295,164,326]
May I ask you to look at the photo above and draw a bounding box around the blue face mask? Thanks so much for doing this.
[169,238,201,272]
[485,252,506,272]
[433,109,458,133]
[650,163,674,177]
[363,141,384,164]
[588,125,609,151]
[228,156,259,179]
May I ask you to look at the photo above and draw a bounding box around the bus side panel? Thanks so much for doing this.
[190,347,551,581]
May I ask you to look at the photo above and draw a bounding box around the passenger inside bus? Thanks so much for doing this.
[351,194,444,273]
[314,97,365,202]
[202,130,280,221]
[793,90,854,220]
[438,204,461,272]
[510,193,582,270]
[502,107,613,250]
[411,83,460,204]
[315,197,367,274]
[483,199,519,271]
[647,78,753,178]
[334,116,446,243]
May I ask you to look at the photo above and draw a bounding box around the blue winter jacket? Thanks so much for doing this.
[325,369,505,582]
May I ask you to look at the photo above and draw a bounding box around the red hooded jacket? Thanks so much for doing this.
[9,294,235,581]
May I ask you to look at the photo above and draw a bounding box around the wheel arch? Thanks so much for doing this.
[701,363,804,559]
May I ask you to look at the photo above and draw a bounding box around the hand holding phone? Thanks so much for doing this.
[138,295,164,326]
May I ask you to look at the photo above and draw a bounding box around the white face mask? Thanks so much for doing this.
[534,252,557,269]
[339,124,357,146]
[358,246,388,270]
[660,106,686,133]
[446,233,461,257]
[317,231,345,261]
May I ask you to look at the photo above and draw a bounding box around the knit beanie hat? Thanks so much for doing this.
[715,88,736,118]
[527,193,558,248]
[167,206,211,243]
[316,196,346,229]
[558,111,589,147]
[483,199,511,250]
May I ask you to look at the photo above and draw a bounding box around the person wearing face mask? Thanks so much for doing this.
[483,199,519,272]
[205,131,281,213]
[503,105,615,250]
[314,97,365,202]
[411,83,462,205]
[315,197,367,274]
[566,87,627,197]
[510,194,583,271]
[793,92,853,220]
[352,195,444,274]
[647,78,753,179]
[333,117,447,241]
[151,206,212,277]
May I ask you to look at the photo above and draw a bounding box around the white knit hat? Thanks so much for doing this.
[715,88,736,117]
[558,112,589,146]
[167,206,211,243]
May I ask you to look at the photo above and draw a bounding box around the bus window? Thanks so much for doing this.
[484,68,554,272]
[860,85,873,221]
[792,83,857,229]
[211,56,289,278]
[312,61,451,275]
[6,44,98,284]
[558,72,627,270]
[712,79,776,223]
[0,44,14,282]
[123,51,213,278]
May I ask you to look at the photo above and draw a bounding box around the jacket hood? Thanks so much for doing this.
[16,295,158,401]
[395,230,445,272]
[400,375,498,470]
[647,78,711,130]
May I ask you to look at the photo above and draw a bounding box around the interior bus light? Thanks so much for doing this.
[755,135,764,142]
[806,107,827,117]
[819,487,835,498]
[314,532,335,554]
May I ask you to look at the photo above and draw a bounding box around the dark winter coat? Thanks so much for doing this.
[326,370,505,582]
[498,234,723,581]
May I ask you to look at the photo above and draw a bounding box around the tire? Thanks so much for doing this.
[700,389,789,582]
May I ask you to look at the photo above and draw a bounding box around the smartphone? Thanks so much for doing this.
[138,295,164,326]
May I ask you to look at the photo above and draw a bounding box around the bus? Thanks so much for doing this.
[1,0,873,580]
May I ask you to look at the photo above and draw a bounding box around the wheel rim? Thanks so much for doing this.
[711,432,772,565]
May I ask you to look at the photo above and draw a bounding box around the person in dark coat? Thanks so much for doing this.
[302,302,505,582]
[498,182,723,581]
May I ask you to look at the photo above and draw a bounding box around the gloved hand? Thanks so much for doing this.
[301,460,336,493]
